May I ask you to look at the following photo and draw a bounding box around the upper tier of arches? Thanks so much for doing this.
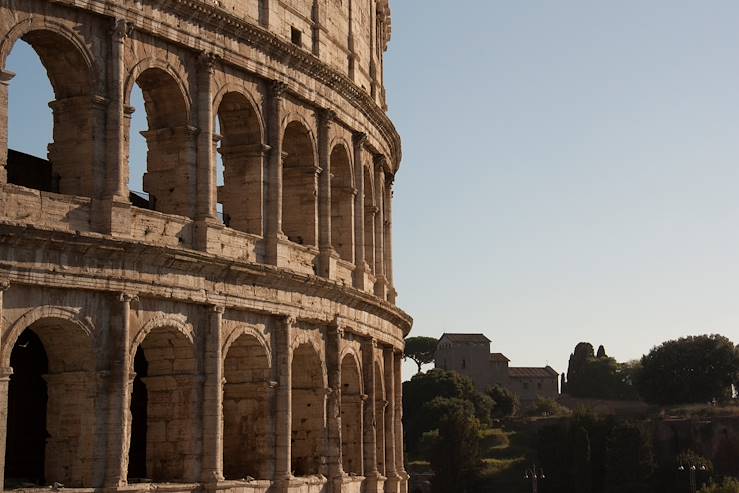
[0,1,400,304]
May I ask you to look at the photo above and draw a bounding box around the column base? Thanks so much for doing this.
[363,473,386,493]
[193,217,225,253]
[318,248,340,279]
[352,263,375,293]
[92,197,132,237]
[373,276,388,300]
[382,473,401,493]
[387,287,398,305]
[397,471,409,493]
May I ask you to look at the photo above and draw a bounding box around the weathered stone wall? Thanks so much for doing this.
[0,0,409,492]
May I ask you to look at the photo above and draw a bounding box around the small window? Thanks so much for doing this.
[523,382,529,390]
[291,27,302,47]
[537,382,542,390]
[461,359,466,369]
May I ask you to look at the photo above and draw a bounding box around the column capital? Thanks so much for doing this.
[119,292,138,303]
[210,304,225,314]
[353,132,368,146]
[374,155,387,170]
[271,80,289,99]
[283,314,297,327]
[0,279,10,292]
[198,51,219,74]
[362,336,377,350]
[111,18,134,41]
[317,108,337,126]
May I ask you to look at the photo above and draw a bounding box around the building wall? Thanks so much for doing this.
[435,341,492,391]
[509,376,559,402]
[0,1,407,492]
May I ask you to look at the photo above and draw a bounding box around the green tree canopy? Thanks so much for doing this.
[404,336,438,374]
[568,356,640,400]
[430,408,483,493]
[403,369,493,455]
[486,385,519,418]
[636,334,739,405]
[567,342,595,385]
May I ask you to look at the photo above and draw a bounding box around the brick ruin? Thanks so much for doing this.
[0,1,411,492]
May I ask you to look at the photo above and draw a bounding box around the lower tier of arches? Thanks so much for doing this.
[0,285,409,493]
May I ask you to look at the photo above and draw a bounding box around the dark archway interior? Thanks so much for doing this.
[128,347,149,481]
[5,329,49,486]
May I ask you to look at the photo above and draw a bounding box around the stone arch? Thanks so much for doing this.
[222,324,271,362]
[282,119,319,247]
[222,329,273,480]
[124,58,195,217]
[2,305,94,368]
[2,20,101,197]
[124,57,192,117]
[291,342,327,476]
[127,315,199,483]
[330,142,355,262]
[0,17,97,93]
[5,308,98,487]
[212,83,265,141]
[340,351,363,474]
[214,88,266,234]
[129,313,194,370]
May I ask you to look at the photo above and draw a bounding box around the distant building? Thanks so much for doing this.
[435,333,559,402]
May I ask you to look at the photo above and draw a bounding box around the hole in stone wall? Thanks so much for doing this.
[330,144,354,261]
[5,30,94,197]
[128,84,151,209]
[340,354,362,474]
[223,334,272,479]
[6,40,58,193]
[283,121,318,246]
[291,27,302,47]
[291,343,325,476]
[128,347,149,481]
[5,329,48,488]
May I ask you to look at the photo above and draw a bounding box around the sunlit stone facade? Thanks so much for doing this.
[0,1,410,492]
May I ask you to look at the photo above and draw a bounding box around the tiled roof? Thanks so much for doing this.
[508,366,559,378]
[490,352,510,362]
[439,333,491,343]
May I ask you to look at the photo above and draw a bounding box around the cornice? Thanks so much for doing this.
[0,221,413,337]
[47,0,402,172]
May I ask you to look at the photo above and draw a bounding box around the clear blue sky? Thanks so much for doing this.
[386,1,739,377]
[5,2,739,379]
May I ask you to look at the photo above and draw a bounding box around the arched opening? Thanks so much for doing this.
[127,327,198,483]
[5,330,47,487]
[222,333,272,480]
[363,166,375,272]
[5,30,95,197]
[282,121,318,247]
[330,145,354,262]
[290,343,325,476]
[128,348,148,481]
[127,68,194,217]
[374,362,385,475]
[5,318,96,488]
[340,354,362,475]
[216,92,264,234]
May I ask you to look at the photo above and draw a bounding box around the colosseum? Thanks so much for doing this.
[0,1,411,492]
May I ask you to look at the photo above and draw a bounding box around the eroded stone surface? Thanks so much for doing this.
[0,1,410,492]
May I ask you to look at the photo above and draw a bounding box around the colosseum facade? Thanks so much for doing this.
[0,1,411,493]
